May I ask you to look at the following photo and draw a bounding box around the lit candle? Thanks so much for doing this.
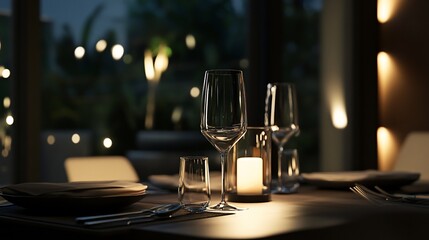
[237,157,263,195]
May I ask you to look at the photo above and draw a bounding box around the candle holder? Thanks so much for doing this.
[226,126,272,202]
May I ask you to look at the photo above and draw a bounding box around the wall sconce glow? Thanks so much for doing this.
[74,46,85,59]
[103,138,113,148]
[377,51,392,92]
[111,44,124,60]
[3,97,10,108]
[47,135,55,145]
[185,34,196,49]
[5,115,13,125]
[190,87,200,98]
[377,0,398,23]
[71,133,80,144]
[377,51,390,68]
[377,127,397,171]
[96,39,107,52]
[331,104,348,129]
[1,68,10,78]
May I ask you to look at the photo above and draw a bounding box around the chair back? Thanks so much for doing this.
[394,132,429,180]
[64,156,139,182]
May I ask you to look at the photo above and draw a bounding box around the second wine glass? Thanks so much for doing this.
[200,69,247,211]
[264,82,299,193]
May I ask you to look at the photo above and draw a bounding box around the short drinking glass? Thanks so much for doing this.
[178,156,211,213]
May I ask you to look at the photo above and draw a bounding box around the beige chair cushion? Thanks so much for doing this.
[394,132,429,180]
[64,156,139,182]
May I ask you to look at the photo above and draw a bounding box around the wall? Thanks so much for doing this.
[378,0,429,169]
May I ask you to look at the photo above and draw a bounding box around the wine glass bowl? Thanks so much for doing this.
[200,69,247,211]
[264,82,299,193]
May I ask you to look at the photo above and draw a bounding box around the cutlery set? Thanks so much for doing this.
[350,184,429,207]
[76,203,182,226]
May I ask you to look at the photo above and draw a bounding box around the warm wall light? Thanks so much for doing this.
[377,51,395,111]
[331,102,348,129]
[377,127,398,171]
[328,86,348,129]
[378,0,400,23]
[377,51,390,70]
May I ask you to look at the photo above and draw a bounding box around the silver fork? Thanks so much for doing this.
[351,184,429,208]
[75,203,179,223]
[0,199,13,207]
[350,185,388,206]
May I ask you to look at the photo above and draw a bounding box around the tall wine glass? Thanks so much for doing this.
[200,69,247,211]
[264,82,299,193]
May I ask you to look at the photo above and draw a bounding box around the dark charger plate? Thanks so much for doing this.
[300,170,420,190]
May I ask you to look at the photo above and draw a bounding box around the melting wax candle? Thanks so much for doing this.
[237,157,263,195]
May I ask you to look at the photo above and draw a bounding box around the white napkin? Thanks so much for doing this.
[0,181,147,197]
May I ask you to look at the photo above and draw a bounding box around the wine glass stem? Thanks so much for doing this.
[277,146,283,191]
[220,151,227,205]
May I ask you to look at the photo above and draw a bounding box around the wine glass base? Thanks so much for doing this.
[208,201,247,211]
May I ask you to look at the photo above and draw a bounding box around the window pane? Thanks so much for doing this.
[0,0,13,184]
[38,0,323,181]
[282,0,322,172]
[40,0,247,181]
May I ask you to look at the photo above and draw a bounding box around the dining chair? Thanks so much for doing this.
[393,131,429,180]
[64,156,140,182]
